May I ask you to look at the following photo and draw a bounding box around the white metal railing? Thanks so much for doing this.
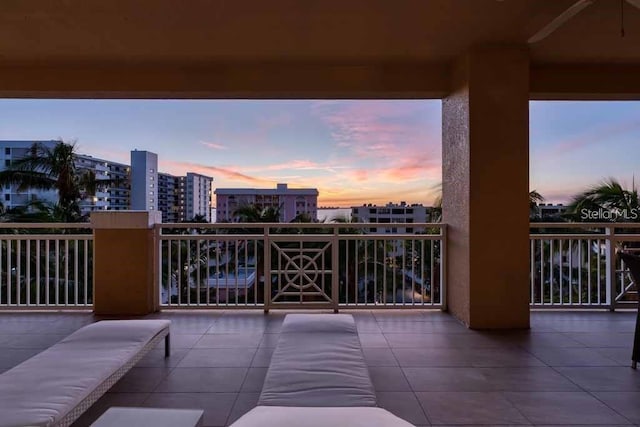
[2,220,638,311]
[0,223,93,308]
[530,223,640,309]
[158,223,446,309]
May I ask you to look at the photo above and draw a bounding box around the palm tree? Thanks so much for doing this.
[568,178,639,222]
[0,141,104,222]
[233,204,281,223]
[529,189,545,221]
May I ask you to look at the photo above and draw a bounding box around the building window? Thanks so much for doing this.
[4,159,10,166]
[4,194,9,201]
[149,191,154,195]
[4,148,10,155]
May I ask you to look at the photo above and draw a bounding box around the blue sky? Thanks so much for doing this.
[0,99,638,206]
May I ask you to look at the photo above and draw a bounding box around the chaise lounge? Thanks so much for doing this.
[231,313,414,426]
[0,319,170,427]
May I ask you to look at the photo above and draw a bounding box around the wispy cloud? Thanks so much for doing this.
[546,119,640,157]
[260,160,350,173]
[159,160,272,186]
[311,100,440,160]
[199,141,227,150]
[257,112,293,130]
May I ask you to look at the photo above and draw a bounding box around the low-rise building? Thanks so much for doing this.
[535,203,569,220]
[215,183,318,223]
[351,202,432,233]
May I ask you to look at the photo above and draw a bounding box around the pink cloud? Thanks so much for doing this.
[310,101,442,184]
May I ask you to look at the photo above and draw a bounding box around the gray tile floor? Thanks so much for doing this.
[0,310,639,426]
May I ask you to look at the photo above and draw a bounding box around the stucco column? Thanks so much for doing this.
[442,46,530,329]
[91,211,162,315]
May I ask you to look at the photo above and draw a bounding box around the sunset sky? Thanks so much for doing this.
[0,99,638,207]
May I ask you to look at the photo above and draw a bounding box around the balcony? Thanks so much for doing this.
[0,219,638,425]
[0,310,638,426]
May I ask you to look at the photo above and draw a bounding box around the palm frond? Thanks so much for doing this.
[0,169,56,191]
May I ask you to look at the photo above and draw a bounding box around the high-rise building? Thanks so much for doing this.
[215,183,318,223]
[0,142,212,222]
[183,173,213,222]
[75,154,130,215]
[157,172,181,223]
[130,150,158,211]
[351,202,431,234]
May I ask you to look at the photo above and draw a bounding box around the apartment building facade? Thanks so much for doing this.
[1,141,130,215]
[215,183,318,223]
[130,150,158,212]
[75,154,130,214]
[183,173,213,222]
[0,142,212,222]
[157,173,181,223]
[351,202,432,233]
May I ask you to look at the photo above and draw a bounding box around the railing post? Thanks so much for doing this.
[605,225,616,311]
[263,226,270,313]
[332,226,339,313]
[440,224,447,312]
[91,211,162,315]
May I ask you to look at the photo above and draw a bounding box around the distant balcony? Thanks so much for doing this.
[0,222,638,310]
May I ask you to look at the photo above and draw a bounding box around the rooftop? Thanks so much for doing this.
[1,310,638,426]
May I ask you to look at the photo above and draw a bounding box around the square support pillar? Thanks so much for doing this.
[91,211,162,315]
[443,46,530,329]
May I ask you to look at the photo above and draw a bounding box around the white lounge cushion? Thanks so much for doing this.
[229,406,415,427]
[279,313,358,334]
[0,319,170,427]
[258,314,376,407]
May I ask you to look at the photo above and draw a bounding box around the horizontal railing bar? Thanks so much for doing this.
[159,234,442,241]
[530,234,640,240]
[531,222,640,229]
[0,223,92,229]
[0,235,93,240]
[158,222,444,229]
[0,306,92,310]
[159,235,265,241]
[530,234,614,240]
